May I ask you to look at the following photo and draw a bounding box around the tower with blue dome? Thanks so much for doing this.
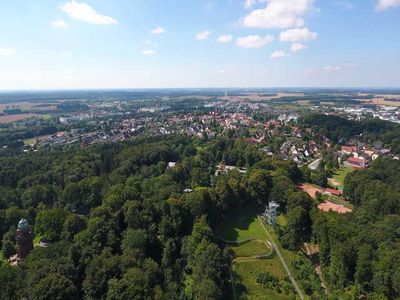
[15,218,34,259]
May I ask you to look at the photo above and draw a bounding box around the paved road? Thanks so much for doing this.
[258,217,305,300]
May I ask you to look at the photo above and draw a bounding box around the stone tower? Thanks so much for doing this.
[15,218,34,259]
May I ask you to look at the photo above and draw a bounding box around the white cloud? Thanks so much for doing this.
[280,27,317,42]
[192,62,200,67]
[323,65,342,72]
[0,47,16,57]
[52,19,69,28]
[217,34,233,43]
[61,1,118,25]
[244,0,257,8]
[291,42,307,52]
[270,50,288,58]
[142,49,156,56]
[196,30,211,40]
[217,69,226,74]
[236,35,274,48]
[242,0,315,29]
[334,1,355,10]
[306,65,342,74]
[151,26,165,34]
[376,0,400,11]
[61,52,72,57]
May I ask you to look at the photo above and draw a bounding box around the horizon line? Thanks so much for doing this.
[1,86,400,93]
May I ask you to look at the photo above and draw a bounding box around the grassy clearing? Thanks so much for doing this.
[23,134,53,145]
[328,166,354,190]
[325,195,354,210]
[233,257,296,300]
[23,137,37,145]
[216,208,266,241]
[231,240,271,258]
[217,209,299,299]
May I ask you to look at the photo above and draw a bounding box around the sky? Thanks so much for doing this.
[0,0,400,89]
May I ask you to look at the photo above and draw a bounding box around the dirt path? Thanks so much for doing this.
[232,241,275,263]
[303,243,326,290]
[258,217,305,300]
[222,237,275,299]
[328,178,340,187]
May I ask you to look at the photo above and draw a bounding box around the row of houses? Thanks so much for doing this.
[340,143,394,168]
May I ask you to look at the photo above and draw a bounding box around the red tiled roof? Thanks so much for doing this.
[326,188,342,196]
[341,146,354,152]
[347,157,366,163]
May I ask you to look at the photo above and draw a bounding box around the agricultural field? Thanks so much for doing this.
[0,113,37,124]
[216,209,301,300]
[0,101,58,113]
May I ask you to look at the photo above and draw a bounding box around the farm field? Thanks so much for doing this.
[0,101,58,113]
[0,113,37,124]
[217,209,301,300]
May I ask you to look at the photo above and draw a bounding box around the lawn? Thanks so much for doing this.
[216,209,300,299]
[23,137,38,145]
[231,240,272,258]
[216,208,267,241]
[328,166,354,190]
[233,257,296,300]
[23,134,52,145]
[324,194,354,210]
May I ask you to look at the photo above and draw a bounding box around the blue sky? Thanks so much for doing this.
[0,0,399,89]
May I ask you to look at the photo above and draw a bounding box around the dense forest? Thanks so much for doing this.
[0,131,399,299]
[313,158,400,299]
[0,134,310,299]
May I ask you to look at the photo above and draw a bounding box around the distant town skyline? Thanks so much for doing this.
[0,0,400,89]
